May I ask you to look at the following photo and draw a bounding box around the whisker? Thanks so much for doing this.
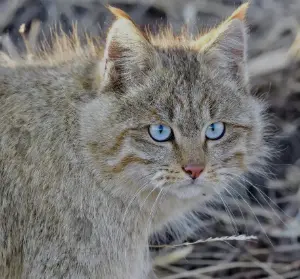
[223,176,275,247]
[243,178,292,219]
[219,169,291,222]
[212,185,238,236]
[231,173,291,224]
[146,188,164,235]
[139,184,161,213]
[121,182,150,225]
[223,185,249,236]
[120,171,158,234]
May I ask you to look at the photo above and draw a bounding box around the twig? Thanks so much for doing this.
[160,262,287,279]
[150,235,257,248]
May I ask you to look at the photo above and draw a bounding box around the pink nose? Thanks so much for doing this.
[182,164,204,179]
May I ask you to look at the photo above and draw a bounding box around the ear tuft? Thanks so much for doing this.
[107,6,132,21]
[228,2,249,22]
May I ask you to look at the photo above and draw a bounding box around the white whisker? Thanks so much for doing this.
[222,176,275,247]
[212,185,238,235]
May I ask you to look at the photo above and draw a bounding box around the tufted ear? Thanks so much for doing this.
[227,2,249,21]
[205,19,248,83]
[99,7,158,92]
[193,3,249,87]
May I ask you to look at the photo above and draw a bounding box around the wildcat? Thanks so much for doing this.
[0,2,268,278]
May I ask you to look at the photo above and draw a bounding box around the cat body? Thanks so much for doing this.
[0,3,267,278]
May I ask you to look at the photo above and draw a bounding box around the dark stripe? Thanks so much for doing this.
[105,129,131,155]
[110,155,151,173]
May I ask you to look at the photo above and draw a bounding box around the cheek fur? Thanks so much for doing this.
[101,133,177,178]
[206,134,249,177]
[130,136,176,163]
[221,152,246,171]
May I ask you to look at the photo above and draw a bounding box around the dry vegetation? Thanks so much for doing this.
[1,0,300,278]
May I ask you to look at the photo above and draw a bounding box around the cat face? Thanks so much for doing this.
[81,4,268,201]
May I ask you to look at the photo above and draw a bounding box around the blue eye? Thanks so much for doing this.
[205,122,225,140]
[149,124,173,142]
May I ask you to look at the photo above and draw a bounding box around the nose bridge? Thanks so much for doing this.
[180,137,205,165]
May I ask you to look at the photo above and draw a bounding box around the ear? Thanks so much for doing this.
[204,18,248,84]
[99,7,157,92]
[193,3,249,87]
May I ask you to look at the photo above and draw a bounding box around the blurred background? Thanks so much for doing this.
[1,0,300,278]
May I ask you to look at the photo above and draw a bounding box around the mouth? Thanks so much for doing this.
[163,176,219,200]
[164,180,202,197]
[177,175,205,187]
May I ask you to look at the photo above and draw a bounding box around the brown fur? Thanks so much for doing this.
[0,2,269,278]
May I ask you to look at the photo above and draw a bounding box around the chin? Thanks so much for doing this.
[168,183,211,200]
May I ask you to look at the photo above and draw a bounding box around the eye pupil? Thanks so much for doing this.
[158,125,163,133]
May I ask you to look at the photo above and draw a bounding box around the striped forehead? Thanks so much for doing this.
[166,84,214,137]
[153,77,240,138]
[128,47,245,135]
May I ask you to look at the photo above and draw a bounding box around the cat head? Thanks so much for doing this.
[81,3,269,201]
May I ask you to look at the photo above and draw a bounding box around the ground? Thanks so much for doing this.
[1,0,300,278]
